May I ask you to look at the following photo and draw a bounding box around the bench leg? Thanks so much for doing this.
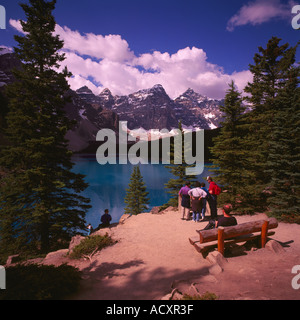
[261,220,269,248]
[217,227,225,255]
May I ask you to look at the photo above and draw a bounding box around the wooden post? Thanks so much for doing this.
[261,220,269,248]
[217,227,225,255]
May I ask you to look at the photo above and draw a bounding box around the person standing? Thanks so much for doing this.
[207,176,221,220]
[178,181,191,220]
[200,182,210,220]
[188,181,207,222]
[86,223,93,236]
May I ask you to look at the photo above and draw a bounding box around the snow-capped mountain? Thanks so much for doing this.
[0,46,13,56]
[174,88,224,130]
[76,84,224,131]
[0,47,21,87]
[110,84,179,130]
[75,86,102,109]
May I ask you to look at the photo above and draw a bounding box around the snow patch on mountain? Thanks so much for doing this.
[75,84,224,131]
[0,46,13,56]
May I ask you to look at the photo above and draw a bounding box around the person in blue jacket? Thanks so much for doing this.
[94,209,112,232]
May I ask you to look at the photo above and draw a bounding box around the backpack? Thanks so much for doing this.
[203,220,216,230]
[213,182,221,195]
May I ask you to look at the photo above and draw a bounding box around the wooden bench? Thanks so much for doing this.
[189,217,278,256]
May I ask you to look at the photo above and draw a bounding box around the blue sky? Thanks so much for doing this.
[0,0,299,99]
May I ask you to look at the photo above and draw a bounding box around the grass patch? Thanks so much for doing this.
[69,233,115,260]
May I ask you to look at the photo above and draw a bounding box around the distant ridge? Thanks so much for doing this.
[76,84,225,131]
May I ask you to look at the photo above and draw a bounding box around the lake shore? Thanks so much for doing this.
[40,207,300,300]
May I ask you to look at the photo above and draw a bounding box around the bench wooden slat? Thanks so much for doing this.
[189,236,199,246]
[197,217,278,244]
[190,231,275,254]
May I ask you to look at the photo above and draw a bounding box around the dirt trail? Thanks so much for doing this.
[62,209,300,300]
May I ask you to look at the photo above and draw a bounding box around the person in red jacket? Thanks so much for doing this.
[207,176,219,220]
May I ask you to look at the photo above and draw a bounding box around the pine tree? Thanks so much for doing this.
[238,37,299,213]
[0,90,8,129]
[0,90,9,150]
[0,0,91,255]
[164,121,196,207]
[266,60,300,222]
[210,81,247,208]
[124,166,150,215]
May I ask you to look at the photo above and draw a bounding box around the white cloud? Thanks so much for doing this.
[9,19,24,33]
[227,0,295,31]
[131,47,252,99]
[68,74,102,95]
[9,19,252,100]
[55,25,134,62]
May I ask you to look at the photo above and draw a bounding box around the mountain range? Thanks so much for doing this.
[0,47,224,153]
[76,84,224,131]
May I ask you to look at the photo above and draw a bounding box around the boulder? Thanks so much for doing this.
[266,240,285,254]
[206,250,228,268]
[43,249,69,266]
[150,207,160,215]
[119,213,131,224]
[159,206,177,214]
[68,235,85,254]
[165,206,176,212]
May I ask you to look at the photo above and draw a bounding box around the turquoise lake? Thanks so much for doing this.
[72,154,214,229]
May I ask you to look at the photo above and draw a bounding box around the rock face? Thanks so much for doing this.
[76,84,225,131]
[174,88,224,130]
[97,88,115,110]
[111,84,179,130]
[64,89,119,152]
[0,47,22,87]
[75,86,103,110]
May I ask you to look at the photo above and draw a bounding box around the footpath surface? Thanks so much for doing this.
[60,208,300,300]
